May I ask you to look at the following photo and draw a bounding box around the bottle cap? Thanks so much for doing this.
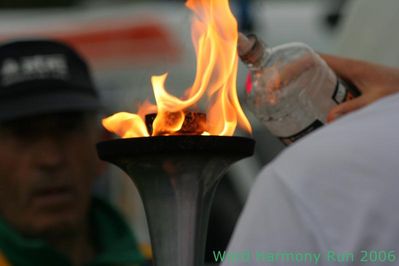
[238,34,266,66]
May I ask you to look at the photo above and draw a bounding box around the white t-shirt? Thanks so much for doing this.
[220,92,399,266]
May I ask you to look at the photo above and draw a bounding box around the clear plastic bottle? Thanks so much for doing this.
[238,34,360,145]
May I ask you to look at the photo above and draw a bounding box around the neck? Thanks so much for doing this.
[46,221,95,266]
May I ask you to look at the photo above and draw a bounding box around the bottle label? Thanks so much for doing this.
[279,120,324,146]
[332,79,361,104]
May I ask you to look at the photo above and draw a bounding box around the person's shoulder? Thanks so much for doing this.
[89,197,146,265]
[257,92,399,217]
[231,94,399,257]
[90,197,131,231]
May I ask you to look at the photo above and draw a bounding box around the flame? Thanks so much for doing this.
[103,0,252,137]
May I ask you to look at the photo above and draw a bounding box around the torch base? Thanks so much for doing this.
[97,136,255,266]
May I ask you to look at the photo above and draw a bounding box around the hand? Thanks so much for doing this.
[320,54,399,122]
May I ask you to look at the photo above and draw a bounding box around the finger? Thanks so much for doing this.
[319,53,363,83]
[327,97,369,123]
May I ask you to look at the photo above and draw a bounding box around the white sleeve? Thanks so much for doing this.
[221,165,322,266]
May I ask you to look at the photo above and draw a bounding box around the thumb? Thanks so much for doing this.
[327,97,368,123]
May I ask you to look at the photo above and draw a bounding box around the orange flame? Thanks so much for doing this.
[103,0,252,137]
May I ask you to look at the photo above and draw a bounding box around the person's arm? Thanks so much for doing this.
[320,54,399,122]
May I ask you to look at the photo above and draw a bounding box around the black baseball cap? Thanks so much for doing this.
[0,39,101,122]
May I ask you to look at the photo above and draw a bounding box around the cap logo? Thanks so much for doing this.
[1,54,69,87]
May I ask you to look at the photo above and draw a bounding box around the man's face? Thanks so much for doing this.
[0,112,101,238]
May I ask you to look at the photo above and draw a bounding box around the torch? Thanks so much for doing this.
[97,1,255,266]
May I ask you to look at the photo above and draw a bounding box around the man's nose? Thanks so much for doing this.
[33,136,67,169]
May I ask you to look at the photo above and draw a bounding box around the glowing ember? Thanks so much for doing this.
[145,112,207,136]
[102,0,252,137]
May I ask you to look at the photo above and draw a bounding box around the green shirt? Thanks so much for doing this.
[0,197,145,266]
